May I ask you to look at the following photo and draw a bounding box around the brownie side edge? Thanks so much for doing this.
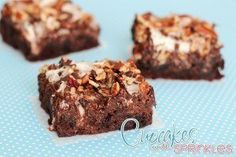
[134,44,224,81]
[38,73,55,123]
[0,16,31,58]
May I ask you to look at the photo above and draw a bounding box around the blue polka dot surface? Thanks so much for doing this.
[0,0,235,156]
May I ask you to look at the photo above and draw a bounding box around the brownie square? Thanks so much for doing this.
[38,58,156,137]
[132,13,224,80]
[0,0,100,61]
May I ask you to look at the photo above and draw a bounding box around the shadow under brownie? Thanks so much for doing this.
[38,58,156,137]
[0,0,100,61]
[132,13,224,80]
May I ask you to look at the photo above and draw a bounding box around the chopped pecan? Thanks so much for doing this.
[89,80,99,88]
[70,87,76,95]
[106,72,114,88]
[98,88,111,97]
[119,64,129,73]
[12,10,29,22]
[25,4,40,17]
[124,76,136,85]
[135,75,144,83]
[54,0,68,10]
[111,82,120,96]
[139,82,150,95]
[77,86,84,92]
[195,24,216,39]
[81,74,89,84]
[45,16,60,31]
[95,68,106,81]
[39,65,49,74]
[59,13,69,20]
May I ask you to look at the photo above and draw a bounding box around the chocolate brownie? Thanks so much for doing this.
[38,58,156,137]
[0,0,100,61]
[132,13,224,80]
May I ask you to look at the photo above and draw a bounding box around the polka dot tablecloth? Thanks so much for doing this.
[0,0,235,156]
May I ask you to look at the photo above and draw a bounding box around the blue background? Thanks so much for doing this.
[0,0,235,156]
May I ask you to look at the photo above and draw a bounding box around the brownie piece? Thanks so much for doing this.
[0,0,100,61]
[38,58,156,137]
[132,13,224,80]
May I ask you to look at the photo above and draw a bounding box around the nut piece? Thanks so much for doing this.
[89,80,99,88]
[135,74,144,83]
[139,82,150,95]
[81,74,89,84]
[70,87,76,94]
[119,64,129,73]
[45,16,60,30]
[111,82,120,96]
[124,76,136,85]
[12,10,29,22]
[39,65,49,73]
[77,86,84,92]
[95,68,106,81]
[195,24,216,39]
[98,88,111,97]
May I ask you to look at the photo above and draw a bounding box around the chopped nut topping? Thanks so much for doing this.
[111,82,120,96]
[119,64,129,73]
[81,74,89,84]
[95,68,106,81]
[89,80,99,88]
[134,13,221,65]
[41,58,152,98]
[125,83,139,95]
[139,82,150,95]
[70,87,76,94]
[98,88,111,97]
[46,16,60,30]
[135,75,144,83]
[12,9,29,22]
[77,86,84,92]
[124,75,136,85]
[39,65,49,73]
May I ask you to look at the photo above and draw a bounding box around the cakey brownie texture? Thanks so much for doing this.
[38,58,156,137]
[0,0,100,61]
[132,13,224,80]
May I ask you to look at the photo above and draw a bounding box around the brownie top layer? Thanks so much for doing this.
[1,0,99,55]
[39,58,152,102]
[134,13,222,56]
